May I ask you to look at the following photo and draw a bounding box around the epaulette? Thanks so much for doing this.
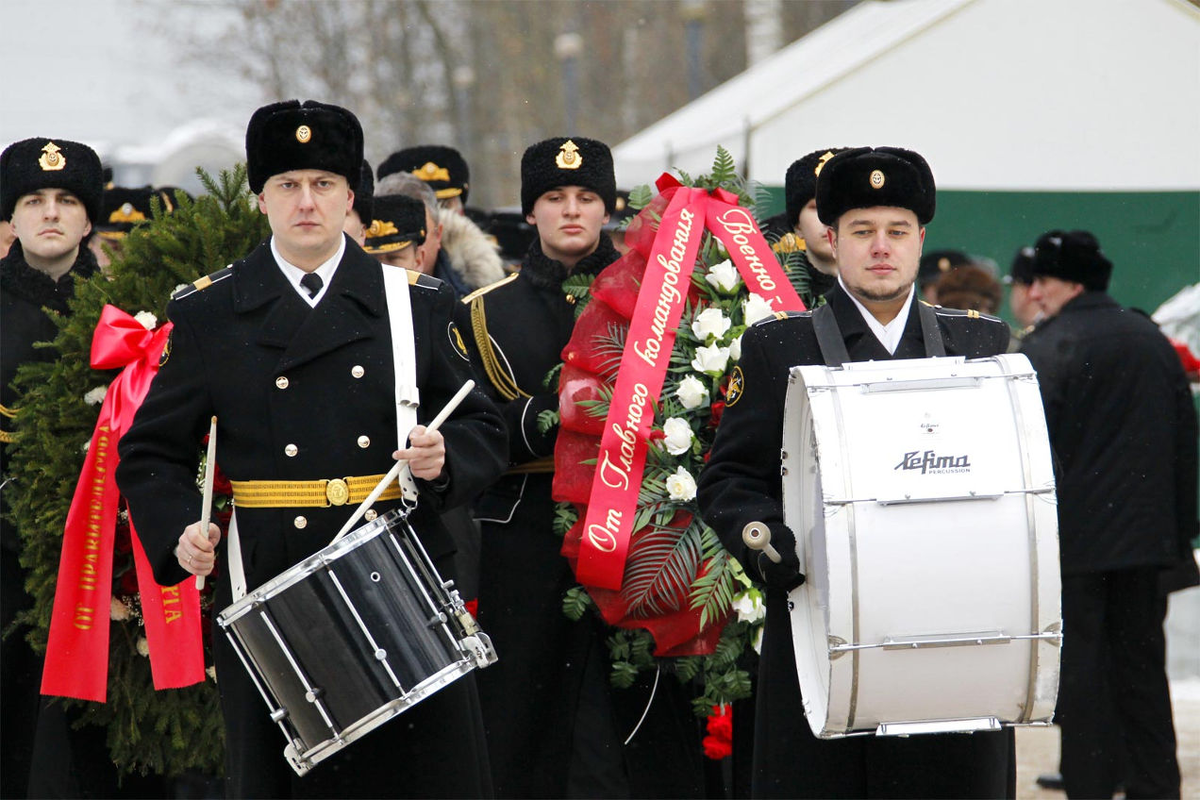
[925,301,1003,325]
[771,232,806,255]
[172,265,233,301]
[461,272,519,305]
[408,271,443,291]
[752,309,809,327]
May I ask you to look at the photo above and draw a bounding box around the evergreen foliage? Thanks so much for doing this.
[7,166,270,777]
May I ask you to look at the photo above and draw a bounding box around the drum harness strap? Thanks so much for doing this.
[812,298,946,367]
[225,267,425,602]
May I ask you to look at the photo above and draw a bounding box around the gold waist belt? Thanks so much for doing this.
[505,456,556,475]
[230,474,402,508]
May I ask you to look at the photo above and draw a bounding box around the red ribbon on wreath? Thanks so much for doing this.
[553,174,803,654]
[42,305,206,702]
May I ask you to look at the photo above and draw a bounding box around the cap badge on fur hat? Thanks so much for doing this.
[368,219,395,237]
[111,202,145,224]
[870,169,885,189]
[416,162,450,182]
[814,151,836,176]
[296,125,312,144]
[555,140,582,170]
[39,142,66,172]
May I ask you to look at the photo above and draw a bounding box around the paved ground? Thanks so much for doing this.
[1016,581,1200,799]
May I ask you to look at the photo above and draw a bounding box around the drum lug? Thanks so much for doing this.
[828,635,848,660]
[374,648,388,661]
[285,742,312,776]
[270,707,289,723]
[304,687,324,703]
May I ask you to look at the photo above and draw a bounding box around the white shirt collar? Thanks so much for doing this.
[270,234,347,307]
[838,277,916,355]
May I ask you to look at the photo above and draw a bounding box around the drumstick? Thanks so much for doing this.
[196,416,217,590]
[742,521,782,564]
[331,380,475,544]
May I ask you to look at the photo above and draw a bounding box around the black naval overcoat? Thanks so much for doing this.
[454,236,706,799]
[698,285,1017,799]
[116,236,507,799]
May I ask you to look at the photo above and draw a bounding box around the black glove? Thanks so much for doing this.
[754,525,806,592]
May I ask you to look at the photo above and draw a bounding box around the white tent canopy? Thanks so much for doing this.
[613,0,1200,192]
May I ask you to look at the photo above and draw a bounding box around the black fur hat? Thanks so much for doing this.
[354,160,374,227]
[1006,246,1036,286]
[378,145,470,204]
[785,147,849,228]
[1031,230,1112,291]
[95,185,176,240]
[245,100,363,194]
[363,194,427,254]
[816,146,935,226]
[1,138,104,223]
[520,137,616,216]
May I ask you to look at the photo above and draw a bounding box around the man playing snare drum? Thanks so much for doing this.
[117,100,506,798]
[699,147,1014,798]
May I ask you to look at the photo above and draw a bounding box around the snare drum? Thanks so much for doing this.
[781,354,1060,738]
[216,509,496,775]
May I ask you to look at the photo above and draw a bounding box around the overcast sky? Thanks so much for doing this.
[0,0,261,159]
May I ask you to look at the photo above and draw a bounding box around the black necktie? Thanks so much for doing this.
[300,272,323,299]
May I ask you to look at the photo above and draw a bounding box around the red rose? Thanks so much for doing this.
[465,598,478,618]
[707,704,733,740]
[709,401,726,428]
[702,735,733,760]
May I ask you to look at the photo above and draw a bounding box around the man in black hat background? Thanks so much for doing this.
[765,147,850,306]
[341,159,374,247]
[376,166,505,297]
[116,100,506,798]
[0,137,104,798]
[1020,230,1196,800]
[455,136,704,799]
[698,146,1014,798]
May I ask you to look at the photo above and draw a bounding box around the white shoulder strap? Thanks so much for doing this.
[382,267,421,501]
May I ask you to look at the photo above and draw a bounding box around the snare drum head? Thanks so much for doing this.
[782,355,1061,737]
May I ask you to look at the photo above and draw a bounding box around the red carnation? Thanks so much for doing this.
[702,704,734,760]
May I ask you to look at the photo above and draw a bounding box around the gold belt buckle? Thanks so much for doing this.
[325,478,350,506]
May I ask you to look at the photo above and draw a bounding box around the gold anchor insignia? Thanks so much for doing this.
[869,169,885,189]
[38,142,66,171]
[296,125,312,144]
[448,322,470,361]
[108,202,146,224]
[814,150,836,176]
[414,162,451,182]
[555,140,582,170]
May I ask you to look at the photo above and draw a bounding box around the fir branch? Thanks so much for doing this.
[536,409,560,435]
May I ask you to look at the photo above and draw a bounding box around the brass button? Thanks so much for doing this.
[351,365,365,379]
[275,376,289,389]
[364,509,378,522]
[284,444,298,457]
[565,294,576,305]
[325,478,350,506]
[357,436,370,449]
[293,515,307,529]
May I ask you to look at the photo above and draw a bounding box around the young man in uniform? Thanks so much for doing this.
[766,147,850,305]
[456,137,704,799]
[116,100,506,799]
[362,192,427,271]
[1,136,105,799]
[698,147,1015,799]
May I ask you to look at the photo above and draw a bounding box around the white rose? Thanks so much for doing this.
[81,438,92,453]
[136,637,150,657]
[704,259,741,294]
[691,307,732,342]
[665,466,697,502]
[690,343,730,376]
[675,376,710,410]
[206,666,218,682]
[661,417,694,456]
[110,596,132,622]
[134,310,158,330]
[172,283,191,296]
[83,386,108,406]
[731,589,765,624]
[742,293,776,326]
[751,625,764,655]
[729,334,742,362]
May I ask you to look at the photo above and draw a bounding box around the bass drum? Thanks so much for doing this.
[781,354,1060,738]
